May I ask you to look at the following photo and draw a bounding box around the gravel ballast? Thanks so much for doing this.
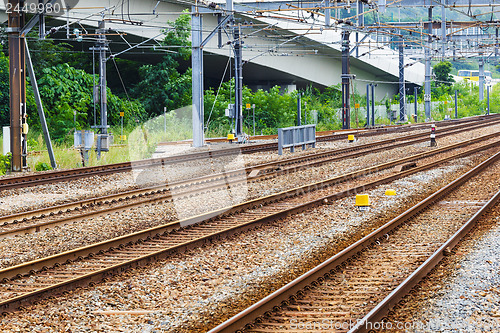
[379,205,500,333]
[0,149,497,332]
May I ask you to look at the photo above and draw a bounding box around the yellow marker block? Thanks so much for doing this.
[348,134,355,142]
[385,189,397,196]
[227,133,235,141]
[120,135,127,141]
[355,194,370,206]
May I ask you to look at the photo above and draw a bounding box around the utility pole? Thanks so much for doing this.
[191,0,233,147]
[425,6,432,120]
[357,1,364,58]
[496,28,499,58]
[297,92,302,126]
[399,40,405,122]
[487,86,490,115]
[191,7,204,147]
[371,84,376,127]
[479,53,485,101]
[325,0,330,26]
[414,87,418,123]
[441,0,446,59]
[341,30,351,130]
[97,21,108,137]
[233,24,243,138]
[90,20,109,156]
[366,84,370,127]
[8,0,27,171]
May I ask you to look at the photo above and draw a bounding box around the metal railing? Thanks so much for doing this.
[278,124,316,155]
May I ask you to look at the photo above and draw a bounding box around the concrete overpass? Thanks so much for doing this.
[1,0,426,151]
[0,0,425,98]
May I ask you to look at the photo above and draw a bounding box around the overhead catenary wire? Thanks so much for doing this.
[205,57,232,130]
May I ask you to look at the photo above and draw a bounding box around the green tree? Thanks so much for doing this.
[433,61,454,86]
[33,63,145,142]
[132,13,192,116]
[0,49,10,127]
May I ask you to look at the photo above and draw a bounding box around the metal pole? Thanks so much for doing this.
[366,84,370,127]
[487,86,490,115]
[25,40,57,169]
[425,6,432,120]
[297,92,301,126]
[252,104,255,136]
[325,0,330,26]
[38,0,45,39]
[357,2,364,58]
[163,106,167,134]
[455,89,458,119]
[20,8,27,169]
[98,20,107,136]
[399,40,405,122]
[191,8,204,147]
[441,0,446,59]
[496,28,499,58]
[233,24,243,138]
[371,84,376,127]
[8,0,25,171]
[341,30,351,130]
[414,87,418,123]
[479,54,485,101]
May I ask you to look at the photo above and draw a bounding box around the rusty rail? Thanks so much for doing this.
[208,150,500,333]
[2,115,498,192]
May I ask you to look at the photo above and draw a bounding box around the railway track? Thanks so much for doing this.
[0,132,499,314]
[1,115,498,192]
[159,115,496,144]
[1,122,498,240]
[208,150,500,333]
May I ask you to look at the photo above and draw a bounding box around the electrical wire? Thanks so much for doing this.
[205,57,231,130]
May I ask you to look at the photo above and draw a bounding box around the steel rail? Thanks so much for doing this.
[207,151,500,333]
[1,115,498,191]
[350,188,500,332]
[160,113,498,144]
[1,128,498,240]
[0,138,499,314]
[2,118,497,239]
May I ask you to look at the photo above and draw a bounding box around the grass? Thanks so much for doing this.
[21,110,194,170]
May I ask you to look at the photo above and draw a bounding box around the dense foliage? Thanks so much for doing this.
[29,64,145,142]
[203,81,346,136]
[0,50,9,127]
[433,61,454,86]
[0,152,11,175]
[131,13,192,117]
